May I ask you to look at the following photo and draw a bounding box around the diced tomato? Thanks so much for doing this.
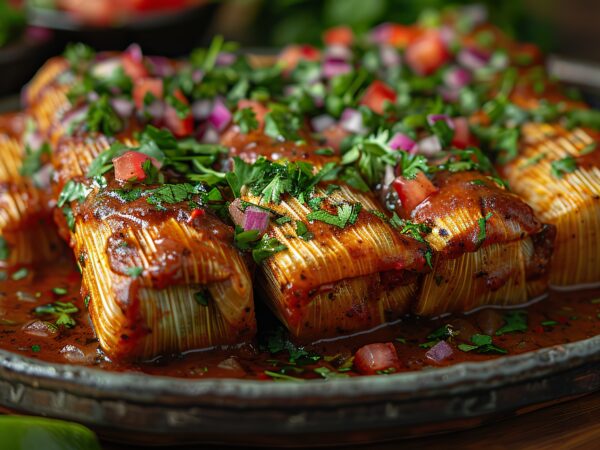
[392,172,439,215]
[451,117,473,149]
[354,343,401,375]
[323,26,354,46]
[360,80,397,115]
[164,90,193,137]
[373,23,421,48]
[133,77,164,109]
[278,44,321,72]
[127,0,186,12]
[188,208,206,222]
[121,53,149,80]
[113,151,154,182]
[237,99,268,127]
[405,31,450,76]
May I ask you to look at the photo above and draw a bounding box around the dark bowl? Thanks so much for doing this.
[0,334,598,447]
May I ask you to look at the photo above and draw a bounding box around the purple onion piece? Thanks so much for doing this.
[457,47,490,71]
[243,207,270,234]
[427,114,455,129]
[443,66,472,89]
[145,100,165,120]
[369,22,392,44]
[25,26,53,42]
[216,52,237,67]
[208,98,232,132]
[192,69,204,83]
[438,86,460,103]
[380,45,401,68]
[426,340,454,363]
[311,114,336,133]
[389,133,416,153]
[438,25,457,46]
[340,108,366,134]
[124,43,143,63]
[191,99,214,120]
[228,199,246,228]
[322,60,352,79]
[147,56,174,77]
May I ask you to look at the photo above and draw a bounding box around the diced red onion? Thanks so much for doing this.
[322,60,352,79]
[438,86,459,103]
[311,114,336,133]
[25,26,53,42]
[124,43,143,63]
[147,56,174,77]
[425,340,454,363]
[416,135,442,156]
[380,45,401,68]
[457,47,490,71]
[91,58,121,79]
[439,25,457,46]
[427,114,455,129]
[368,22,393,45]
[192,69,204,83]
[216,52,237,67]
[191,99,213,120]
[443,66,472,89]
[111,98,134,118]
[243,207,270,234]
[228,199,246,228]
[208,98,232,132]
[340,108,366,134]
[145,100,165,120]
[60,105,88,130]
[389,132,416,153]
[325,44,352,62]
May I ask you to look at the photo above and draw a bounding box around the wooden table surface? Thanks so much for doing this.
[103,391,600,450]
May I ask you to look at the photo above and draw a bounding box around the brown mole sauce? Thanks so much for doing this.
[0,255,598,381]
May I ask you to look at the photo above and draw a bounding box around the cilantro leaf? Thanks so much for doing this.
[20,143,51,178]
[477,212,493,245]
[550,156,577,178]
[85,94,123,136]
[458,334,507,354]
[496,310,528,335]
[0,237,10,261]
[233,107,259,134]
[34,301,79,328]
[307,203,362,229]
[57,180,92,207]
[295,221,314,241]
[252,234,287,263]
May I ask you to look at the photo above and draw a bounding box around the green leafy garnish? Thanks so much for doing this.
[252,234,288,263]
[307,203,362,229]
[550,156,577,178]
[11,268,28,281]
[496,310,528,335]
[57,180,92,207]
[477,212,493,245]
[419,324,457,348]
[458,334,507,354]
[314,367,350,379]
[20,143,51,177]
[85,94,123,136]
[194,290,210,307]
[233,107,259,134]
[31,344,41,353]
[295,221,314,241]
[34,302,79,328]
[125,266,143,278]
[0,237,10,261]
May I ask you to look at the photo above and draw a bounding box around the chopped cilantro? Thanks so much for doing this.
[263,370,305,382]
[477,212,493,246]
[295,221,314,241]
[125,266,143,278]
[307,203,362,229]
[34,301,78,328]
[233,107,259,134]
[194,290,210,307]
[264,107,301,141]
[31,344,41,353]
[551,156,577,178]
[315,148,334,156]
[541,320,558,327]
[0,237,10,261]
[20,143,51,177]
[57,180,92,207]
[458,334,507,354]
[496,310,528,335]
[419,324,457,348]
[85,94,123,136]
[314,367,350,379]
[252,234,287,263]
[52,287,68,296]
[275,216,292,225]
[11,268,28,281]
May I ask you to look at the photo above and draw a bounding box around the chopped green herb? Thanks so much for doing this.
[20,143,51,178]
[275,216,292,225]
[315,148,335,156]
[580,143,597,155]
[551,156,577,178]
[314,367,350,379]
[477,212,493,246]
[11,268,28,281]
[31,344,41,353]
[295,221,314,241]
[85,94,123,136]
[34,301,78,328]
[84,295,91,309]
[233,107,259,134]
[252,234,288,263]
[0,237,10,261]
[125,267,143,278]
[496,310,528,335]
[52,287,68,296]
[57,180,92,207]
[541,320,558,327]
[263,370,305,382]
[458,334,507,354]
[307,203,362,229]
[194,290,210,307]
[419,324,457,348]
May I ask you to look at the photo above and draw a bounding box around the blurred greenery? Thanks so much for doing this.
[0,0,26,47]
[251,0,555,52]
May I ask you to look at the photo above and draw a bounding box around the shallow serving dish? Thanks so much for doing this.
[0,333,598,447]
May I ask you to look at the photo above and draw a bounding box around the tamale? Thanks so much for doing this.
[503,123,600,287]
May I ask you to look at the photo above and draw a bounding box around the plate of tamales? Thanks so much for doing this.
[0,5,599,447]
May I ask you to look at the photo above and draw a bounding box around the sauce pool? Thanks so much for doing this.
[0,255,599,380]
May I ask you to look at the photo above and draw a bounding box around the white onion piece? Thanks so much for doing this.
[340,108,366,135]
[208,98,232,132]
[439,25,457,46]
[380,45,401,68]
[200,124,220,144]
[91,58,121,80]
[325,44,352,62]
[457,47,490,71]
[417,135,442,156]
[111,98,134,118]
[425,340,453,363]
[145,100,165,120]
[310,114,336,133]
[60,344,96,364]
[191,99,213,120]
